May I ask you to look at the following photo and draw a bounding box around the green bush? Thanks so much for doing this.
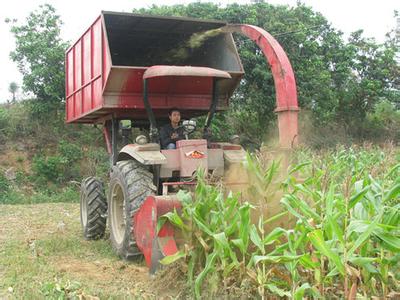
[363,100,400,141]
[0,173,10,201]
[32,155,67,184]
[58,140,82,163]
[0,106,9,129]
[31,142,85,185]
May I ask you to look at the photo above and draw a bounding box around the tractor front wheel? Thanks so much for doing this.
[80,177,107,240]
[108,160,156,260]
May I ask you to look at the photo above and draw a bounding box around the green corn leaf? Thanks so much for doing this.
[348,213,381,257]
[325,267,340,278]
[299,254,320,269]
[294,283,311,300]
[266,284,291,297]
[294,230,308,250]
[289,161,312,175]
[383,183,400,204]
[249,224,264,253]
[160,250,186,265]
[382,206,400,227]
[238,204,251,251]
[232,238,245,254]
[376,232,400,252]
[253,254,303,265]
[281,196,306,221]
[193,214,213,236]
[286,193,320,221]
[348,256,378,268]
[325,184,336,215]
[213,232,230,252]
[195,252,217,299]
[263,227,287,246]
[263,211,288,225]
[347,220,370,234]
[327,215,345,246]
[349,186,369,209]
[308,229,345,276]
[160,211,188,231]
[385,163,400,179]
[354,179,365,193]
[176,189,192,204]
[213,232,238,263]
[264,160,280,186]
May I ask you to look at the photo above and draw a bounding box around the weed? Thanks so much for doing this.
[40,277,81,299]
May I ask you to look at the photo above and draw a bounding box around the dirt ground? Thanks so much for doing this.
[0,203,185,299]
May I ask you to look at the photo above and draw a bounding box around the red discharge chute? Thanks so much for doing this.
[226,24,300,148]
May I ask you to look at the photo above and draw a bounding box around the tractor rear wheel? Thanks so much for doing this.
[108,160,156,260]
[80,177,107,240]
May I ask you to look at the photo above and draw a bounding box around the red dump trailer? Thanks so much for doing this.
[65,12,244,124]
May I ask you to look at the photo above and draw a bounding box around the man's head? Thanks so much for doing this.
[168,107,181,127]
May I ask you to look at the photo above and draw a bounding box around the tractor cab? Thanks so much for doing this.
[118,65,246,184]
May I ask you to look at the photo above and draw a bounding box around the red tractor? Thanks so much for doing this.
[66,12,299,272]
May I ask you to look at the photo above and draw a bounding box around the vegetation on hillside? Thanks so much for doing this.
[0,103,108,204]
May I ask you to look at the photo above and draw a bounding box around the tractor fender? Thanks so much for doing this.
[117,143,167,165]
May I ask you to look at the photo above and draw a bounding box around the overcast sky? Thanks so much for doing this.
[0,0,398,102]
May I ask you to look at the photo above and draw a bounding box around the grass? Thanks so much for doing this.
[0,186,80,205]
[0,203,177,299]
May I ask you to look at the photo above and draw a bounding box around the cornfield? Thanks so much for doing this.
[160,145,400,299]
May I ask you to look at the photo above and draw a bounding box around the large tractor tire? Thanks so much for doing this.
[80,177,107,240]
[108,160,156,260]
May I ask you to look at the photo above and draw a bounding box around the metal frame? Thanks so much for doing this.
[142,78,159,143]
[203,78,218,142]
[104,118,119,167]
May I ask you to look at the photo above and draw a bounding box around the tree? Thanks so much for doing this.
[8,82,18,103]
[7,4,68,117]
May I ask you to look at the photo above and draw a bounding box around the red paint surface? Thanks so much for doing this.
[134,196,181,269]
[65,16,109,123]
[234,24,299,147]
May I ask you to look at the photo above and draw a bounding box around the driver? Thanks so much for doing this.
[160,108,185,149]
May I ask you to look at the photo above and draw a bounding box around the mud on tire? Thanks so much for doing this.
[80,177,107,240]
[108,160,156,260]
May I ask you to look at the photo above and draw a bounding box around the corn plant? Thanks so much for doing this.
[160,146,399,299]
